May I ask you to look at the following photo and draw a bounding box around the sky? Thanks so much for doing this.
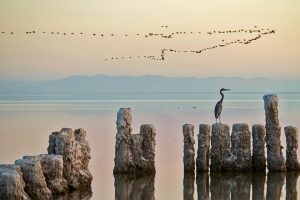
[0,0,299,80]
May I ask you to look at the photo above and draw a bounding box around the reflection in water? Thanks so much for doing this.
[114,174,155,200]
[266,172,285,200]
[230,173,251,200]
[53,186,92,200]
[180,172,300,200]
[196,173,209,200]
[286,172,300,200]
[184,172,195,200]
[210,172,231,200]
[252,172,266,200]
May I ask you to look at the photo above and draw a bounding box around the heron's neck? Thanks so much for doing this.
[220,91,224,102]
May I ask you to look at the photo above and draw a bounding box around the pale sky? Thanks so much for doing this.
[0,0,299,80]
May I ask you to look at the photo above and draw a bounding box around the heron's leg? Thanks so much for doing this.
[219,115,222,124]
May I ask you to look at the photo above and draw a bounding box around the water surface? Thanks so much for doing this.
[0,93,299,199]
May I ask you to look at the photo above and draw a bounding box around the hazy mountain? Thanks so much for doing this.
[0,75,299,94]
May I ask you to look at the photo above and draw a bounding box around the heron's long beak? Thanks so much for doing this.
[224,89,230,91]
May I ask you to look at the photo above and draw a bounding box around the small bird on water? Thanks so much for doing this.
[214,88,230,124]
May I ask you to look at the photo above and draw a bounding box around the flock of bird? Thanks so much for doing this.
[1,26,275,61]
[103,26,275,61]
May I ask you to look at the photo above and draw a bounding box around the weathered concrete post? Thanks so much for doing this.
[183,124,195,172]
[114,108,156,174]
[252,124,266,171]
[15,156,52,200]
[285,126,300,170]
[1,128,92,199]
[196,124,211,172]
[140,124,156,173]
[47,128,93,189]
[230,123,252,171]
[263,94,285,171]
[0,164,30,200]
[114,108,134,173]
[210,124,230,171]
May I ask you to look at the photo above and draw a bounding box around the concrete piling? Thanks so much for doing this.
[263,94,285,171]
[252,124,266,171]
[210,124,230,171]
[114,108,156,174]
[183,124,195,172]
[284,126,300,170]
[230,123,252,171]
[196,124,211,172]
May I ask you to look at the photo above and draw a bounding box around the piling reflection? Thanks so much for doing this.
[230,173,251,200]
[266,172,285,200]
[112,171,299,200]
[252,172,266,200]
[184,172,299,200]
[210,172,232,200]
[184,172,195,200]
[286,172,300,200]
[196,172,209,200]
[114,174,155,200]
[53,186,92,200]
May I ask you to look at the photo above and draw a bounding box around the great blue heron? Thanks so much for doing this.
[214,88,230,124]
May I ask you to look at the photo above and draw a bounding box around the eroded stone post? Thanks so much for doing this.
[0,164,30,200]
[140,124,156,173]
[210,124,230,171]
[252,124,266,171]
[114,108,156,174]
[263,94,285,171]
[37,154,67,195]
[183,124,195,172]
[15,156,52,200]
[114,108,134,174]
[47,128,93,189]
[285,126,300,170]
[196,124,211,172]
[230,123,252,171]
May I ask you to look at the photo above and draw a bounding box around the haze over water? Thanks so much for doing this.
[0,93,300,199]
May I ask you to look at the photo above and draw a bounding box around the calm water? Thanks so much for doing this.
[0,93,300,199]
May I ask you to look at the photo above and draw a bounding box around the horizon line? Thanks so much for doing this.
[0,74,299,82]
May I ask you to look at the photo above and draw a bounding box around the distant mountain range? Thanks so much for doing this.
[0,75,299,94]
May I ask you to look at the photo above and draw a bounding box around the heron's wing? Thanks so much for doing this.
[214,101,223,118]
